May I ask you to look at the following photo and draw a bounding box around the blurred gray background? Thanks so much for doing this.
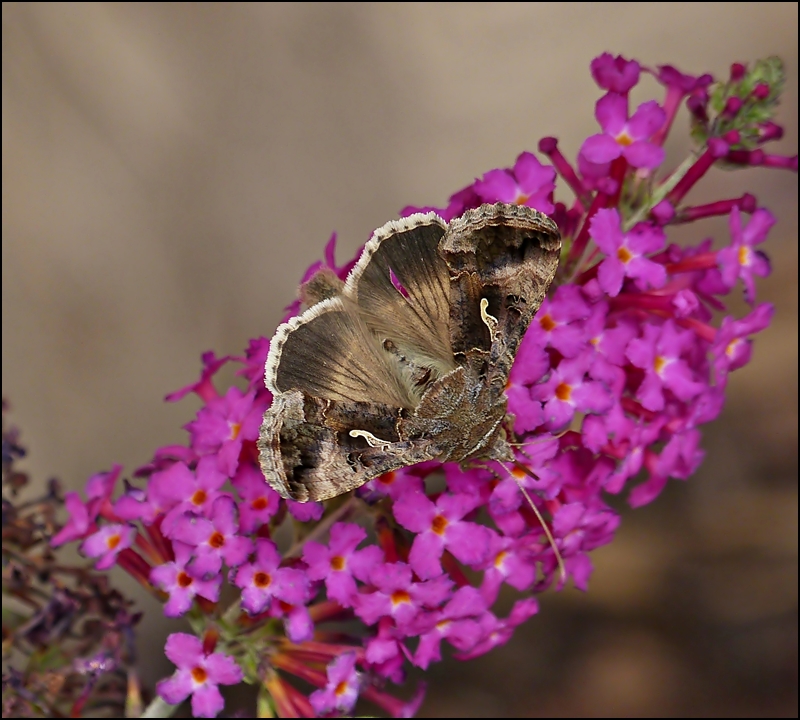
[3,3,797,716]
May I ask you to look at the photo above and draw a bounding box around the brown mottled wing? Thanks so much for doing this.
[345,213,455,378]
[264,296,415,408]
[258,390,439,502]
[440,203,561,383]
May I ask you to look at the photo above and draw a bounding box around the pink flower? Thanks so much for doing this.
[591,53,640,93]
[231,462,281,533]
[412,586,488,669]
[531,351,614,431]
[524,285,592,358]
[551,500,620,589]
[79,523,135,570]
[233,539,308,615]
[303,522,383,606]
[165,351,233,404]
[51,465,121,546]
[169,496,253,578]
[150,542,221,617]
[158,458,228,533]
[711,303,774,384]
[186,387,266,476]
[354,562,452,627]
[626,320,706,412]
[456,598,539,660]
[717,206,775,303]
[309,653,361,715]
[156,633,242,718]
[580,93,666,169]
[392,491,493,580]
[474,151,556,214]
[591,209,667,296]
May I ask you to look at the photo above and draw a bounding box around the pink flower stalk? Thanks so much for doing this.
[51,53,795,719]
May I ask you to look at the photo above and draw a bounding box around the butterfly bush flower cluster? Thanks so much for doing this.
[51,55,795,718]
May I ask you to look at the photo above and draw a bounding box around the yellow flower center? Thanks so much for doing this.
[431,515,448,535]
[254,571,272,588]
[617,246,633,264]
[539,314,557,332]
[615,130,634,146]
[251,496,268,511]
[738,245,751,266]
[391,590,411,606]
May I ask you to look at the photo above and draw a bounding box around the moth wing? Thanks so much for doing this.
[265,296,415,408]
[440,203,561,363]
[345,213,455,376]
[258,390,439,502]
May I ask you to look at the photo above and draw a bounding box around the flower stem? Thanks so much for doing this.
[139,695,178,719]
[624,153,697,230]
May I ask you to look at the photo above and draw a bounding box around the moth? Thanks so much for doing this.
[258,203,561,502]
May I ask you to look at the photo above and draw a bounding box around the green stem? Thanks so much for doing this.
[139,695,178,718]
[623,153,698,231]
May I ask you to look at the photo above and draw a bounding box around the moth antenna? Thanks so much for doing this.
[508,429,571,460]
[506,462,566,585]
[473,460,566,585]
[507,429,570,448]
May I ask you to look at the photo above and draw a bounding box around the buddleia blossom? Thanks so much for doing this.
[50,54,795,718]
